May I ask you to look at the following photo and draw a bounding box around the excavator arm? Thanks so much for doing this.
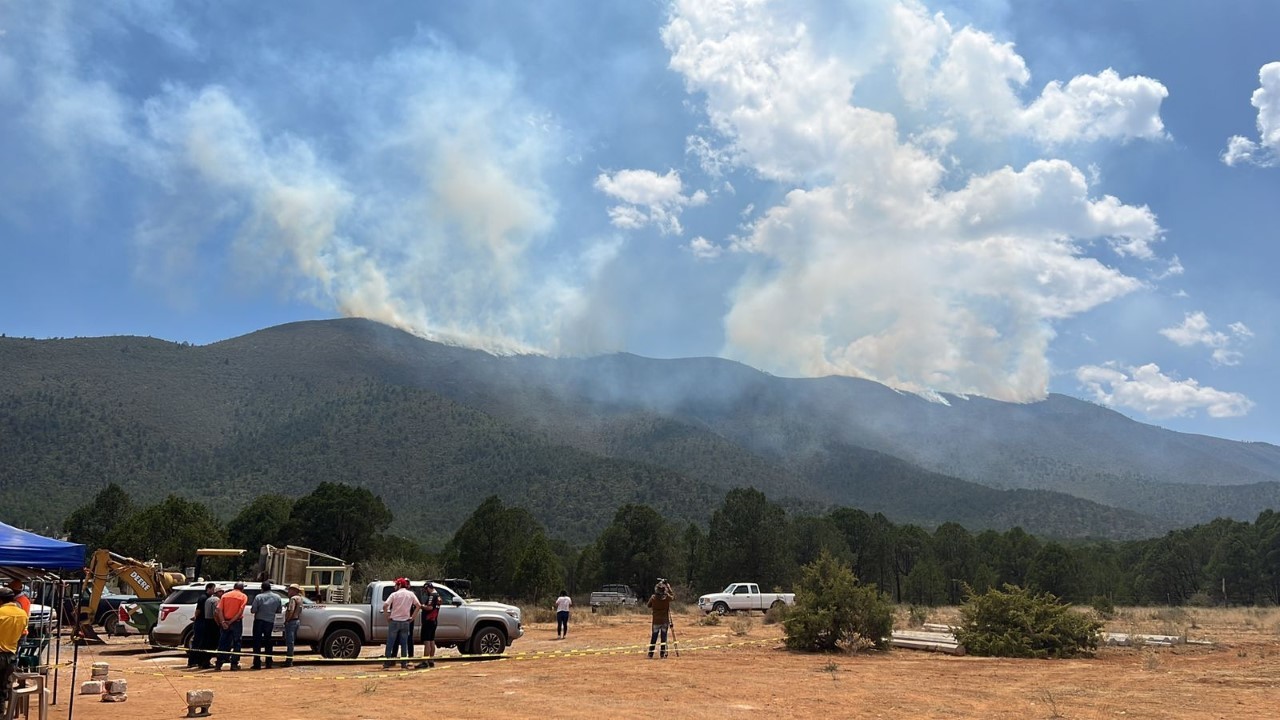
[77,549,185,642]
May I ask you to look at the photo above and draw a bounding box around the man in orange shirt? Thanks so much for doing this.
[0,588,28,716]
[5,580,29,615]
[215,582,248,671]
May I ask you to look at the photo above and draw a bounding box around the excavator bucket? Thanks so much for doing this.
[75,617,105,644]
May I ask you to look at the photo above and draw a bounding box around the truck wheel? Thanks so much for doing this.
[321,629,362,659]
[770,600,785,612]
[713,602,729,616]
[467,626,506,655]
[102,613,120,636]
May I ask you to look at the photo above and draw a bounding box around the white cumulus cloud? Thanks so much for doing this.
[663,0,1169,402]
[595,169,704,235]
[1158,311,1252,366]
[889,2,1168,145]
[1076,362,1254,418]
[687,236,722,259]
[1222,61,1280,167]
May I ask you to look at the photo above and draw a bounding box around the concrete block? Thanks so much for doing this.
[80,680,105,695]
[105,678,128,694]
[186,689,214,706]
[101,693,128,702]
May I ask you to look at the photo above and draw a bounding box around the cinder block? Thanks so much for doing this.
[186,689,214,705]
[101,693,128,702]
[80,680,105,695]
[104,678,128,694]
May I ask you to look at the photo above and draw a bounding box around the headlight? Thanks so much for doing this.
[505,608,520,621]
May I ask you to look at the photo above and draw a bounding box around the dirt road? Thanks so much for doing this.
[55,607,1280,719]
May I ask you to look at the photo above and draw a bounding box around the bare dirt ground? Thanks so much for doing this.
[50,606,1280,720]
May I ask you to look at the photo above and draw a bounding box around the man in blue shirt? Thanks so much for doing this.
[249,581,283,670]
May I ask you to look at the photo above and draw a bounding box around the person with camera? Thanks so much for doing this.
[646,578,674,659]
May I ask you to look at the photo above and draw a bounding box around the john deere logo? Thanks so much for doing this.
[129,572,153,592]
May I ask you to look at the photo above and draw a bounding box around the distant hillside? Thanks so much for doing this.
[4,318,1274,543]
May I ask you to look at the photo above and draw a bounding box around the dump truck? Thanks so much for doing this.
[258,545,353,602]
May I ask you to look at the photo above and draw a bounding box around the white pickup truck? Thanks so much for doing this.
[697,583,795,615]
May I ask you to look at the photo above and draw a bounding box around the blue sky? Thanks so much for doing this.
[1,0,1277,443]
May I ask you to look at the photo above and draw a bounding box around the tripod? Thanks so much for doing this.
[667,621,680,658]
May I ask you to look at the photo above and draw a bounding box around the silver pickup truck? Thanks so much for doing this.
[303,581,523,658]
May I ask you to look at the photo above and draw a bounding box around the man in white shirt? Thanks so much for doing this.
[381,578,421,669]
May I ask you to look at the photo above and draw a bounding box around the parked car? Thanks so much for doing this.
[26,604,57,635]
[696,583,795,615]
[303,580,523,658]
[589,584,638,611]
[149,582,314,649]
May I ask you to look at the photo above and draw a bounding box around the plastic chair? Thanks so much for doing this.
[5,673,49,720]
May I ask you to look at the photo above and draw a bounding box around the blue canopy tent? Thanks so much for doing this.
[0,522,85,716]
[0,523,85,569]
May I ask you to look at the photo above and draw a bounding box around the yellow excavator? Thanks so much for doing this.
[76,549,187,643]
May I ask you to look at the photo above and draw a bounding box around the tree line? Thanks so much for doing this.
[63,484,1280,606]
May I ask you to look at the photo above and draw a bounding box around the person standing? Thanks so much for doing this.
[6,580,29,637]
[215,582,248,671]
[5,580,29,616]
[250,581,282,670]
[282,584,304,668]
[414,581,442,669]
[646,580,673,659]
[197,586,221,669]
[381,578,420,669]
[187,583,216,668]
[554,590,572,639]
[0,588,27,717]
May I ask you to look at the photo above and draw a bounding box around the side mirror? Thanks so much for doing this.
[451,598,463,606]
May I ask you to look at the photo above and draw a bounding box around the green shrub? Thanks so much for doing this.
[763,602,786,625]
[956,584,1101,659]
[1089,595,1116,620]
[698,612,721,626]
[907,604,929,628]
[783,551,894,652]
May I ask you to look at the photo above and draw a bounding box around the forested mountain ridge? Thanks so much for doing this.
[3,318,1276,542]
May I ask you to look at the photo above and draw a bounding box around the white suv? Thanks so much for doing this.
[150,582,311,649]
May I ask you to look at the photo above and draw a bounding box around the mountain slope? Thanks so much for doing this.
[4,318,1275,541]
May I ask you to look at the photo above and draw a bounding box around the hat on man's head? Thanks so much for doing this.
[287,584,302,593]
[0,587,14,602]
[394,577,409,588]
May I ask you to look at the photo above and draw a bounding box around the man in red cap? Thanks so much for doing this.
[381,578,420,669]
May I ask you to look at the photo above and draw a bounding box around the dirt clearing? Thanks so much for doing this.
[56,607,1280,719]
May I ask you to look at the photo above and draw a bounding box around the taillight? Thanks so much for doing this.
[158,605,177,622]
[118,607,129,622]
